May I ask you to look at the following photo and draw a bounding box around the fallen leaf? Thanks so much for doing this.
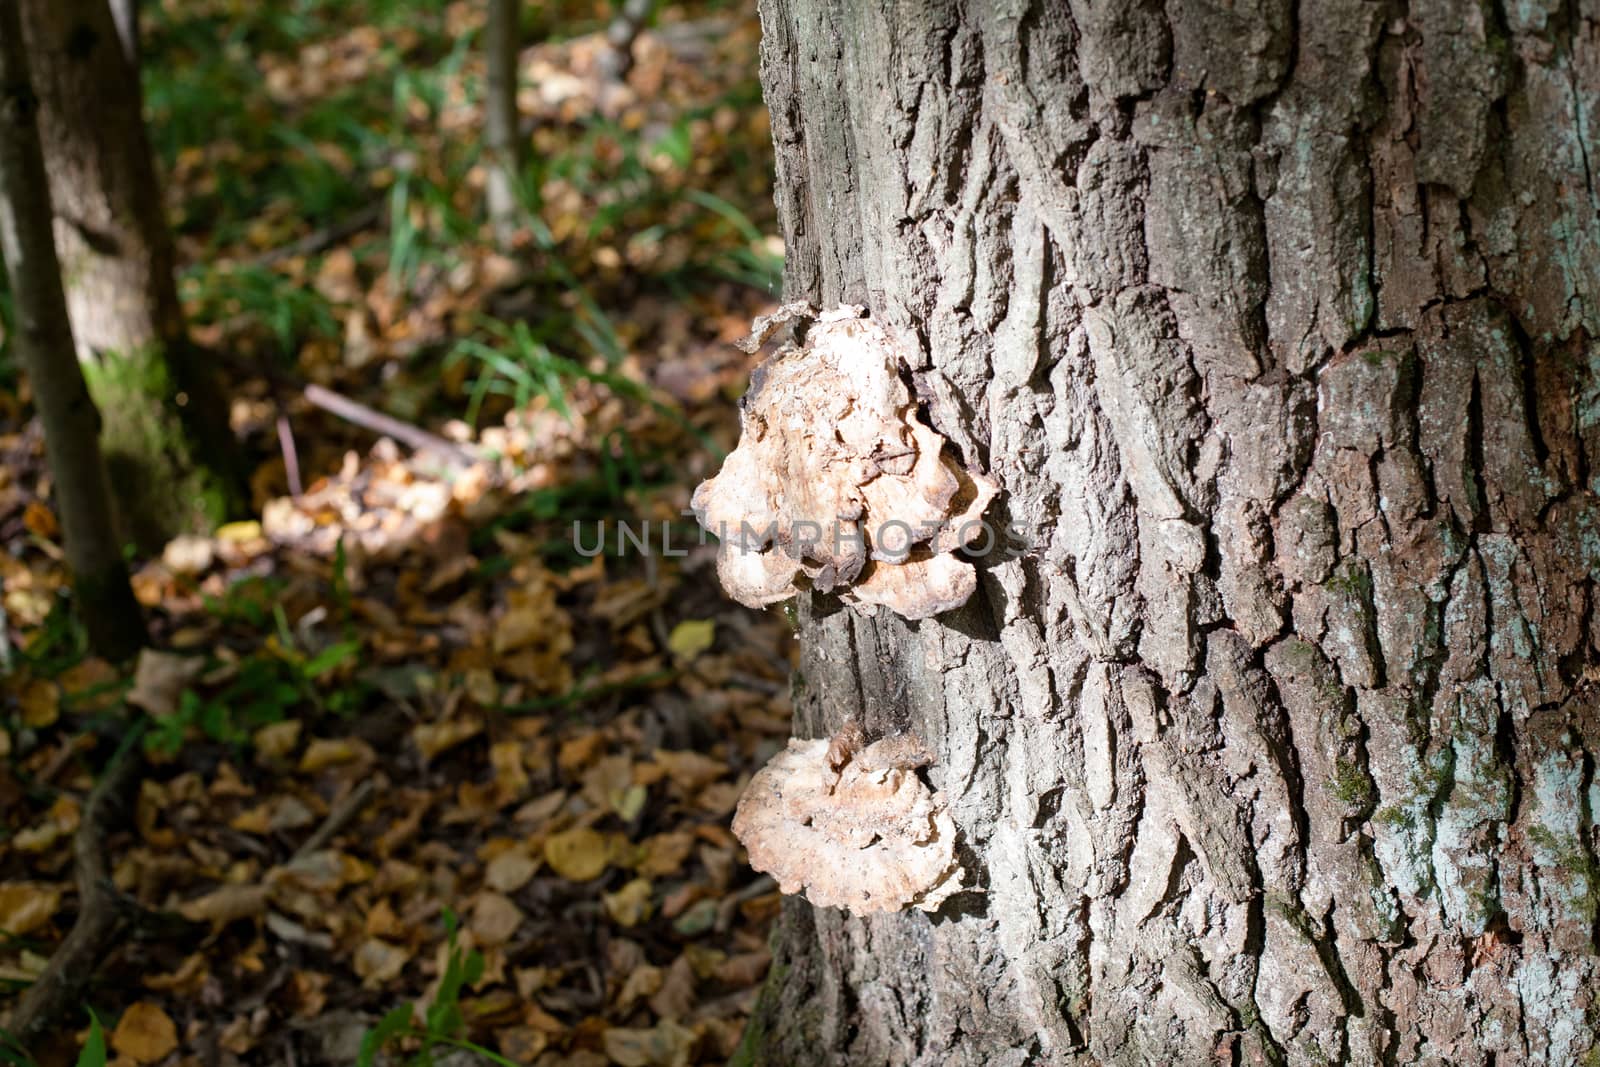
[216,520,264,543]
[666,619,715,660]
[22,500,58,540]
[603,1019,696,1066]
[253,720,302,760]
[299,737,371,771]
[413,717,482,761]
[470,891,524,946]
[653,749,728,793]
[544,827,609,881]
[354,938,412,986]
[111,1002,179,1064]
[127,650,205,717]
[17,678,58,728]
[162,534,215,576]
[603,878,653,927]
[13,794,80,852]
[0,882,61,936]
[484,848,540,893]
[178,883,270,924]
[672,898,719,937]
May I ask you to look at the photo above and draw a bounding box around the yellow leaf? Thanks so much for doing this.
[111,1002,179,1064]
[17,679,58,728]
[0,882,61,936]
[666,619,715,660]
[412,717,483,761]
[299,737,369,772]
[603,878,653,928]
[543,827,609,881]
[216,520,263,543]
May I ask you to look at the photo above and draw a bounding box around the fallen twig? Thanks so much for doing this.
[292,779,377,860]
[303,384,481,465]
[4,729,144,1046]
[248,199,385,267]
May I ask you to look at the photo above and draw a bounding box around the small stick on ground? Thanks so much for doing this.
[4,735,143,1045]
[292,779,377,860]
[303,384,481,465]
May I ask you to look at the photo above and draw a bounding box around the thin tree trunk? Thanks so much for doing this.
[484,0,522,246]
[107,0,135,66]
[743,1,1600,1064]
[0,0,142,660]
[19,0,241,550]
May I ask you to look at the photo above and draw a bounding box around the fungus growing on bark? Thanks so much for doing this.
[692,304,998,620]
[731,721,962,914]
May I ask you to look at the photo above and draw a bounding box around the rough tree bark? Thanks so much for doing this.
[0,0,143,660]
[485,0,523,246]
[19,0,241,548]
[744,1,1600,1064]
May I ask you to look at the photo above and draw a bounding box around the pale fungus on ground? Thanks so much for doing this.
[691,304,999,621]
[731,721,963,915]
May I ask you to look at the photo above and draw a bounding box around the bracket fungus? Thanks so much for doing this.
[731,722,963,914]
[692,304,998,620]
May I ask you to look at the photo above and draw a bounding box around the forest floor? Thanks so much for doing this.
[0,2,791,1065]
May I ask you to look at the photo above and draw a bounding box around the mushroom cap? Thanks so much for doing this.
[731,738,963,914]
[692,308,998,620]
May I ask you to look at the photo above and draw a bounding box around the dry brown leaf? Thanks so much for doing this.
[470,891,524,946]
[252,720,302,760]
[602,878,653,927]
[653,749,728,793]
[412,716,483,761]
[126,650,205,717]
[298,737,372,771]
[111,1002,179,1064]
[602,1021,696,1067]
[484,848,540,893]
[354,938,412,987]
[0,882,61,936]
[178,883,271,924]
[17,678,58,728]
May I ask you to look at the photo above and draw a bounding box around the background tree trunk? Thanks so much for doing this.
[745,1,1600,1064]
[0,0,143,660]
[484,0,522,246]
[19,0,241,549]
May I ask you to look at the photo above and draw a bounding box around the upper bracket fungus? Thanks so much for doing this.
[692,304,999,620]
[731,720,963,914]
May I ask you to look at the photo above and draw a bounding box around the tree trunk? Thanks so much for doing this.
[745,1,1600,1064]
[484,0,522,246]
[19,0,241,549]
[0,0,143,660]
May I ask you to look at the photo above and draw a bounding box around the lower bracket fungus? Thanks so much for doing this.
[731,720,963,914]
[691,304,998,620]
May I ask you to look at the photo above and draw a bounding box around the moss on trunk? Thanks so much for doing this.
[82,344,239,551]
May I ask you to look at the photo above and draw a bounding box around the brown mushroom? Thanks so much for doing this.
[731,730,964,914]
[692,306,999,620]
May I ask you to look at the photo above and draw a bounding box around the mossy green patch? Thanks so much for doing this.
[82,343,237,550]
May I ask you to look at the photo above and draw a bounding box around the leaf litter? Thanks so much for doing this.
[0,0,795,1063]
